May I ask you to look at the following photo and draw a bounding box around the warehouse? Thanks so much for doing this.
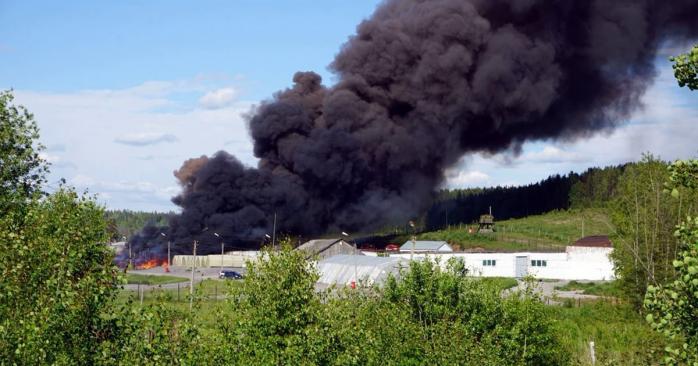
[296,238,358,260]
[399,240,453,253]
[390,236,614,281]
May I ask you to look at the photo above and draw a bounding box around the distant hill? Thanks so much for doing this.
[417,208,613,252]
[425,164,626,231]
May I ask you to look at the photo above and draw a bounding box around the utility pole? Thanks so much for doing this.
[272,212,277,250]
[190,239,197,311]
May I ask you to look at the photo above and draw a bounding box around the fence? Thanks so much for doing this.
[125,281,232,304]
[172,253,260,268]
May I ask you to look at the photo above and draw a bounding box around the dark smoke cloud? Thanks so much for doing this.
[128,0,698,258]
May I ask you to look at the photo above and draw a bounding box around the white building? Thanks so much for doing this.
[390,236,615,281]
[399,240,453,253]
[316,255,407,286]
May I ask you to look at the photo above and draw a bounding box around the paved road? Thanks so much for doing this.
[122,266,245,291]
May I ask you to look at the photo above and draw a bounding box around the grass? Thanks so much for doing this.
[555,280,623,297]
[551,302,666,365]
[417,208,614,252]
[480,276,519,290]
[124,273,189,285]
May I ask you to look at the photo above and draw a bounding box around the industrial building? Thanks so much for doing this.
[296,238,358,260]
[399,240,453,253]
[391,236,614,281]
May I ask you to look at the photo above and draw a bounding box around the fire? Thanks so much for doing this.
[135,258,168,270]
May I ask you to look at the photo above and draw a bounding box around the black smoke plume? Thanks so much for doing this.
[127,0,698,259]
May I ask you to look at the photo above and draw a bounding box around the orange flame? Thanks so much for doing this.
[136,258,168,270]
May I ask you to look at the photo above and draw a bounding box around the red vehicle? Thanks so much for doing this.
[385,243,400,252]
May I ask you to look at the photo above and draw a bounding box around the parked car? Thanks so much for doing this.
[219,270,243,279]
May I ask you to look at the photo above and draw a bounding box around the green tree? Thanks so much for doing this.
[610,154,696,307]
[0,188,121,365]
[381,259,568,365]
[644,159,698,365]
[0,90,49,213]
[218,243,333,365]
[672,45,698,90]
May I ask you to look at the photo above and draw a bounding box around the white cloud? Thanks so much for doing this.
[445,170,490,188]
[114,132,178,146]
[522,146,587,164]
[199,87,238,109]
[14,77,256,211]
[69,174,180,211]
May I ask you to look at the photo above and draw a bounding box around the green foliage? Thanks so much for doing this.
[644,159,698,364]
[380,262,569,365]
[671,45,698,90]
[610,154,698,308]
[551,302,667,365]
[569,165,626,209]
[218,244,332,364]
[0,90,49,213]
[96,297,211,365]
[481,276,519,290]
[0,188,120,365]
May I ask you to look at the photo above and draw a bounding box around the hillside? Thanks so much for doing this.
[416,208,613,252]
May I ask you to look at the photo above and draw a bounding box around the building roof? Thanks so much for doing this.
[399,240,452,251]
[316,254,408,285]
[571,235,612,248]
[297,238,357,257]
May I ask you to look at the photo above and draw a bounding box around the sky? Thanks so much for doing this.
[1,1,696,212]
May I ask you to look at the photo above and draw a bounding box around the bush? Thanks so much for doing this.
[0,189,120,364]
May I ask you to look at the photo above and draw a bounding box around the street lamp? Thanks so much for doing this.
[214,232,224,273]
[341,231,357,289]
[409,221,416,261]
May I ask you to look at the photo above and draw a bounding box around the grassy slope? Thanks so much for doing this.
[418,208,614,252]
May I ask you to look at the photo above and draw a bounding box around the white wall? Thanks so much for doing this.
[172,251,260,268]
[389,246,615,281]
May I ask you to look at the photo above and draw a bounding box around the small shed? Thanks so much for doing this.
[296,238,359,260]
[399,240,453,253]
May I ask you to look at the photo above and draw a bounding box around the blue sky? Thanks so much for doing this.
[1,1,696,211]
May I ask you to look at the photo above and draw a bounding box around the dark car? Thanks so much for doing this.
[219,270,244,280]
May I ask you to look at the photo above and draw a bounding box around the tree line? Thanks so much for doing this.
[104,209,175,241]
[425,164,625,231]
